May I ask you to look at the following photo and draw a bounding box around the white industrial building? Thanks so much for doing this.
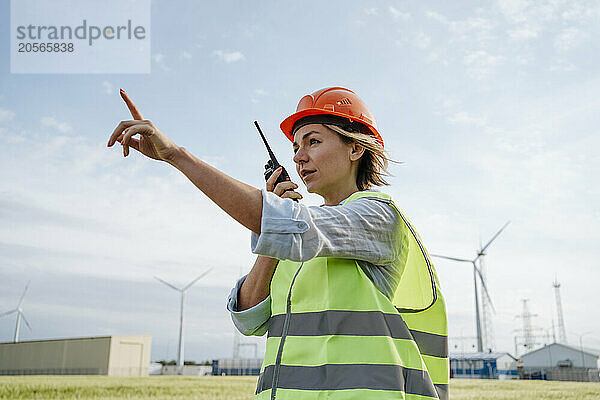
[520,343,600,382]
[450,352,517,379]
[0,335,151,376]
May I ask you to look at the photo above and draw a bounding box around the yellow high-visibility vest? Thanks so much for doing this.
[255,191,449,400]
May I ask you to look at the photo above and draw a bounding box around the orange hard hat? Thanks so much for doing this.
[280,86,383,147]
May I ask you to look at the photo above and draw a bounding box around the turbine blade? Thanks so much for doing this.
[431,254,472,263]
[0,309,17,318]
[154,276,181,291]
[183,267,213,291]
[20,312,32,331]
[17,281,31,308]
[481,221,511,253]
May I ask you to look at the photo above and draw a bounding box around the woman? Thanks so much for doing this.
[108,86,448,399]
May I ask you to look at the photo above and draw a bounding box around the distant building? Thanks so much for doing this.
[521,343,599,368]
[161,365,212,376]
[450,352,518,379]
[519,343,600,382]
[0,335,151,376]
[149,362,163,375]
[212,358,262,375]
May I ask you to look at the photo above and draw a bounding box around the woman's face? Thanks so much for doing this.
[292,124,360,198]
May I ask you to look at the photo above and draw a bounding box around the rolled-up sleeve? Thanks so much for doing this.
[251,189,399,264]
[226,274,271,336]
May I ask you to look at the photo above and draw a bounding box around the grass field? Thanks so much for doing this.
[0,376,599,399]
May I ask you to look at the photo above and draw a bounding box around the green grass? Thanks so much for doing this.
[0,376,256,400]
[450,379,600,399]
[0,376,598,399]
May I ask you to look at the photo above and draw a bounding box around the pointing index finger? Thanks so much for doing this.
[120,88,143,120]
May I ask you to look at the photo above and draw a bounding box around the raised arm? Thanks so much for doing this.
[167,147,263,234]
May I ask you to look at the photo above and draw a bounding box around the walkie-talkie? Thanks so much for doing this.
[254,120,298,202]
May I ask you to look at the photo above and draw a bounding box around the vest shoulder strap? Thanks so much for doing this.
[342,190,440,314]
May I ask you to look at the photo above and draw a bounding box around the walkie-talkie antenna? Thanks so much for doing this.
[254,121,279,166]
[253,120,297,201]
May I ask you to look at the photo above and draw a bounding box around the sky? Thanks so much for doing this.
[1,0,599,363]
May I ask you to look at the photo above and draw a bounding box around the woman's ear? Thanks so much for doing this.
[349,142,365,162]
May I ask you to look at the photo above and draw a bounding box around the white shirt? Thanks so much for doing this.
[227,189,402,336]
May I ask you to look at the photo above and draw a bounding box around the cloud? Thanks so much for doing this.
[463,50,503,80]
[243,24,260,38]
[153,53,166,63]
[213,50,246,63]
[508,25,540,40]
[250,89,267,104]
[152,53,170,71]
[496,0,533,23]
[0,196,112,233]
[0,108,15,123]
[516,54,534,65]
[364,7,379,16]
[426,51,440,63]
[412,31,431,49]
[549,59,577,72]
[560,3,598,22]
[396,31,431,50]
[426,11,496,48]
[389,6,410,21]
[41,117,72,133]
[496,0,560,27]
[450,17,496,46]
[102,81,113,95]
[181,51,192,60]
[554,27,588,52]
[447,111,487,128]
[497,0,598,46]
[425,10,449,25]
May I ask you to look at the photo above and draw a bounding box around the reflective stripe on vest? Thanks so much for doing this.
[267,311,447,358]
[256,191,449,400]
[257,364,438,397]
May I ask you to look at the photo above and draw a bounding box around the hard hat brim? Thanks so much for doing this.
[280,108,383,147]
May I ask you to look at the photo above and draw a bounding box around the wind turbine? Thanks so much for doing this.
[0,281,32,342]
[155,268,212,375]
[431,221,509,352]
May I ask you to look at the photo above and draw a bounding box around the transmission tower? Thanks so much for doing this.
[552,276,568,344]
[233,331,258,358]
[514,298,540,355]
[233,327,241,358]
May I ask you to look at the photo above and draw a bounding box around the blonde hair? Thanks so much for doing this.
[324,124,396,191]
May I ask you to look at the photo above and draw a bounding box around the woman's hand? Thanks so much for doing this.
[266,167,302,200]
[107,89,179,163]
